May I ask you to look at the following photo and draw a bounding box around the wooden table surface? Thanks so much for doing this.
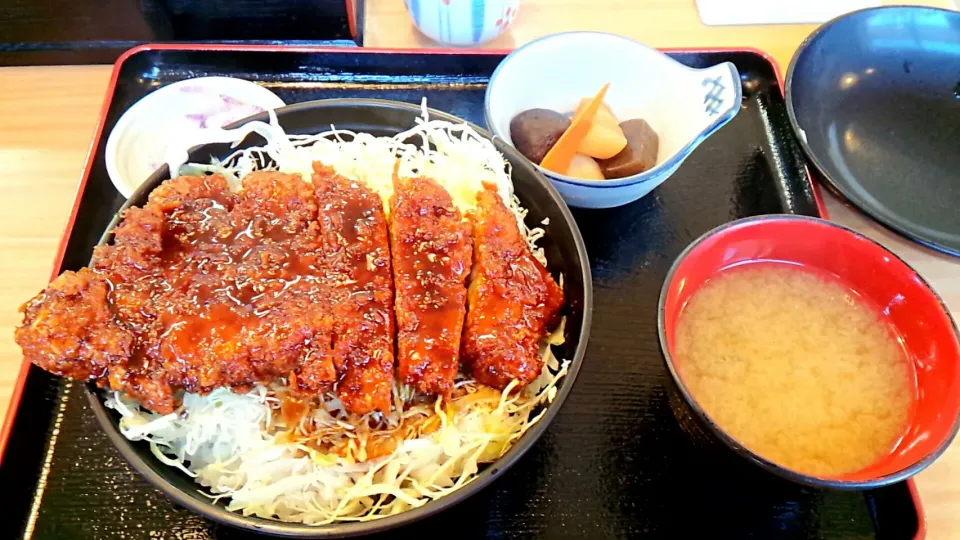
[1,0,958,536]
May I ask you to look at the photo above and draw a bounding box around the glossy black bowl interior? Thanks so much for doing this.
[786,6,960,256]
[84,99,592,537]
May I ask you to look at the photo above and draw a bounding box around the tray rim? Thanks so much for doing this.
[0,42,921,540]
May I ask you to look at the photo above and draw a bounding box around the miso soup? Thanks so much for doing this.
[675,263,915,477]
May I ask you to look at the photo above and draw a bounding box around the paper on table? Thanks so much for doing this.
[695,0,881,26]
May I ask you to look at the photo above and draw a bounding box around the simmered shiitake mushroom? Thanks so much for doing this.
[509,109,570,165]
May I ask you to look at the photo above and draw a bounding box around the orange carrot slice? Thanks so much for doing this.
[540,83,611,174]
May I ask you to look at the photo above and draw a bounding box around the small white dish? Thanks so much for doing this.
[484,32,742,208]
[105,76,285,198]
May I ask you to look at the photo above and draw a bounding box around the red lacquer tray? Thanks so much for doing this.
[0,43,925,539]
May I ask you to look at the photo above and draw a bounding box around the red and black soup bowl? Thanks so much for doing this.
[658,215,960,489]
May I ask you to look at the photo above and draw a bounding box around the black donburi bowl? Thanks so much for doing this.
[84,99,592,537]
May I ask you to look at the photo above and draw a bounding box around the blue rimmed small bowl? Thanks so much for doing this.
[485,32,742,209]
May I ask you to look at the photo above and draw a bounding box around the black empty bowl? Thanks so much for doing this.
[786,6,960,255]
[85,99,592,537]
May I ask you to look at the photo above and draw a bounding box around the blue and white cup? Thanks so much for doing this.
[405,0,520,47]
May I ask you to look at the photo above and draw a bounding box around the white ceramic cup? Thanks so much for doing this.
[404,0,520,46]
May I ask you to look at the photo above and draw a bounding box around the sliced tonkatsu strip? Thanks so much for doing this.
[138,172,332,401]
[461,184,564,390]
[226,170,337,398]
[389,175,473,397]
[312,163,395,414]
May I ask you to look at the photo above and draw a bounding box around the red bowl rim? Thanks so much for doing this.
[657,213,960,489]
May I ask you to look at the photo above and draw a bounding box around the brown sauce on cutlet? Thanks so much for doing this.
[16,169,395,415]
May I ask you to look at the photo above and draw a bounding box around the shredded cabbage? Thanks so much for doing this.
[107,100,569,524]
[106,353,566,524]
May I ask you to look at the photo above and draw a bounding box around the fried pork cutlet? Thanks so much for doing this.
[14,169,393,415]
[15,166,566,416]
[390,176,473,397]
[312,164,395,414]
[461,184,564,390]
[12,268,176,411]
[158,170,336,398]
